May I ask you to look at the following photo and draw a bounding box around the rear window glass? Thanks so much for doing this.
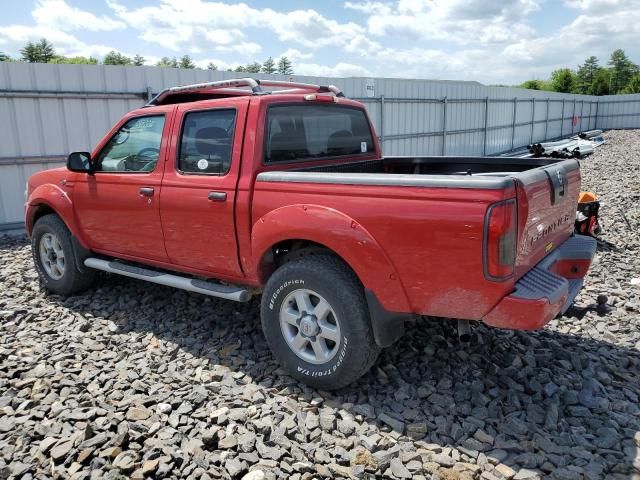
[178,109,236,174]
[264,104,374,163]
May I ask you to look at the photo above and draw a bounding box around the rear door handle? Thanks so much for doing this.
[139,187,155,197]
[208,191,227,202]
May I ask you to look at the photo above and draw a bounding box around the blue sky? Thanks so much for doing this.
[0,0,638,84]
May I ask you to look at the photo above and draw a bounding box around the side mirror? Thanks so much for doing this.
[67,152,93,174]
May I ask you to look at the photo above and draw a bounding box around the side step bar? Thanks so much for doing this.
[84,258,251,302]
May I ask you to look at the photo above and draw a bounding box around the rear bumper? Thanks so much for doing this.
[482,235,597,330]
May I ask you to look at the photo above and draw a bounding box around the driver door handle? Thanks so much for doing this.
[139,187,155,197]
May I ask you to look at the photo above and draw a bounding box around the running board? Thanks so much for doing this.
[84,258,251,302]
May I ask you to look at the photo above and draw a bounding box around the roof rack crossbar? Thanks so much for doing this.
[146,78,345,106]
[147,78,263,106]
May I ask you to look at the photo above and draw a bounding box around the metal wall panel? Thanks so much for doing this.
[1,62,640,228]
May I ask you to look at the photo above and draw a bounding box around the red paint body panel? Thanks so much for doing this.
[25,90,595,331]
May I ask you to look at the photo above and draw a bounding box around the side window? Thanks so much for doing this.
[178,109,236,175]
[96,115,165,173]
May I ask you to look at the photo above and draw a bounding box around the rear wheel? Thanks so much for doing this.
[261,255,380,390]
[32,214,95,295]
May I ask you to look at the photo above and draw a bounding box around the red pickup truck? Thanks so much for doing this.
[25,78,596,389]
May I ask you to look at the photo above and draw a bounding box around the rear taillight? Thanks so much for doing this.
[484,199,517,280]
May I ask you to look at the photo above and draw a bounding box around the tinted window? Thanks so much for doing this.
[179,109,236,174]
[96,115,165,172]
[264,104,374,163]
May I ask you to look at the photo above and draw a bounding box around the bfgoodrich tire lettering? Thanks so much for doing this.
[32,214,95,295]
[261,255,380,390]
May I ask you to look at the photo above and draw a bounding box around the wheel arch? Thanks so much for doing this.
[251,204,412,315]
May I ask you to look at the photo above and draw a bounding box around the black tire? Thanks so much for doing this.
[31,214,95,295]
[261,255,380,390]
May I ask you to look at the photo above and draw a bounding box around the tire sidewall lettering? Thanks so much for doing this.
[268,279,304,310]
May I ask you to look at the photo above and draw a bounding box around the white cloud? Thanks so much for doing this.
[106,0,365,52]
[295,61,371,77]
[361,0,540,45]
[279,49,313,62]
[32,0,125,32]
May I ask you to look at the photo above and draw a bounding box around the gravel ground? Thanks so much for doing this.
[1,130,640,480]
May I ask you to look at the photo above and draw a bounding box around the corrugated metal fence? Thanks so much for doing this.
[1,63,639,230]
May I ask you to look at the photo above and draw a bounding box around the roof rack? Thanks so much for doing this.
[146,78,345,106]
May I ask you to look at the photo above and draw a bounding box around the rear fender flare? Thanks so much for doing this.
[251,204,411,314]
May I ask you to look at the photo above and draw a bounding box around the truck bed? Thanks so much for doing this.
[254,155,581,319]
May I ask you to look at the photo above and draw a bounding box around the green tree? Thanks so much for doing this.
[132,54,145,66]
[576,56,599,93]
[622,73,640,94]
[179,55,195,69]
[262,56,276,74]
[103,50,132,65]
[549,68,577,93]
[277,56,293,75]
[608,49,639,93]
[156,57,178,68]
[21,38,55,63]
[206,62,218,71]
[245,61,262,73]
[234,65,247,72]
[520,79,545,90]
[589,68,611,96]
[49,55,97,64]
[0,52,10,62]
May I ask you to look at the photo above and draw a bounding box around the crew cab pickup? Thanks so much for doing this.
[25,78,596,389]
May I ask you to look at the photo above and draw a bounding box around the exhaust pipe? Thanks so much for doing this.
[457,319,471,343]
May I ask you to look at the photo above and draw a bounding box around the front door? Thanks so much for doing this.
[160,97,249,279]
[73,107,174,262]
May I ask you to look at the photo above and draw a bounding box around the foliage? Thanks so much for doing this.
[520,79,546,90]
[262,56,276,74]
[0,52,10,62]
[133,54,145,66]
[207,62,218,71]
[103,50,132,66]
[277,56,293,75]
[49,56,98,65]
[156,57,178,68]
[179,55,195,69]
[549,68,578,93]
[20,38,55,63]
[245,62,262,73]
[590,68,611,96]
[622,73,640,94]
[608,49,639,94]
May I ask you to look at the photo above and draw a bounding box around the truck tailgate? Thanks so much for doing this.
[513,159,581,279]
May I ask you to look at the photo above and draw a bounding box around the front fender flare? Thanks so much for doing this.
[251,204,412,316]
[26,184,88,248]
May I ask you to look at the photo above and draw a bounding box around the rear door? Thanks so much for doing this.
[160,97,249,278]
[514,159,581,278]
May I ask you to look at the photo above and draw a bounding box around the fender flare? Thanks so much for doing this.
[251,204,412,316]
[26,184,92,272]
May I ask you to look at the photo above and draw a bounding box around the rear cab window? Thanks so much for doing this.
[264,104,375,164]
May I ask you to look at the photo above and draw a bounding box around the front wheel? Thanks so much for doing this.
[260,255,380,390]
[32,214,95,295]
